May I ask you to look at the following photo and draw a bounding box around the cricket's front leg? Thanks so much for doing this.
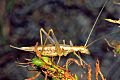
[73,51,87,67]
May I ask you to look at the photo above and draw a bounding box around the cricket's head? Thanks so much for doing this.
[78,46,90,54]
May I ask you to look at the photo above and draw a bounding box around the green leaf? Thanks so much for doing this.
[32,57,44,66]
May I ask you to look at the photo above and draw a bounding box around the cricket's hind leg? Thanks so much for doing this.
[40,28,62,65]
[40,28,55,45]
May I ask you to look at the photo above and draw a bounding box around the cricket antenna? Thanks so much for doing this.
[84,0,110,46]
[86,29,120,48]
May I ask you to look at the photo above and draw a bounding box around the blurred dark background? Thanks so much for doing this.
[0,0,120,80]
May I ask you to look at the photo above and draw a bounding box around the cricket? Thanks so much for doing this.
[10,0,110,65]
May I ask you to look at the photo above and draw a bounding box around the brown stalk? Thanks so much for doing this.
[88,64,91,80]
[95,59,105,80]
